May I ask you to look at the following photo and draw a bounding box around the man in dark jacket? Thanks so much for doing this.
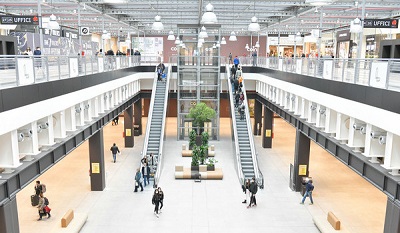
[110,143,120,163]
[247,177,258,208]
[157,62,165,81]
[300,180,314,205]
[142,163,151,186]
[233,78,239,93]
[134,168,144,192]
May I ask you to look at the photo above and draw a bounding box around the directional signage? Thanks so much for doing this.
[364,19,398,29]
[0,15,39,25]
[81,27,90,35]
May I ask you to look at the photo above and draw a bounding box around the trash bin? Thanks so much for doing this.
[300,177,312,196]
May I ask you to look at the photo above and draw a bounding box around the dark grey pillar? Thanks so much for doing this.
[124,105,134,147]
[134,100,142,135]
[293,128,311,192]
[253,100,262,136]
[0,197,19,233]
[384,198,400,233]
[262,106,273,148]
[89,129,105,191]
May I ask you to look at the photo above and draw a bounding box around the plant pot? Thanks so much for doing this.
[191,166,199,171]
[207,165,215,171]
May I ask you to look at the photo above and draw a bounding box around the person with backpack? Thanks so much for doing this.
[110,143,120,163]
[247,177,258,208]
[156,62,165,81]
[37,193,51,220]
[300,179,314,205]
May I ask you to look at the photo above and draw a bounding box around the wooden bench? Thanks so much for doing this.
[313,211,349,232]
[175,165,223,180]
[181,144,215,157]
[54,209,88,233]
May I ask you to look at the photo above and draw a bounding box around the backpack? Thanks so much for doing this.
[41,184,46,193]
[310,184,314,191]
[44,197,49,206]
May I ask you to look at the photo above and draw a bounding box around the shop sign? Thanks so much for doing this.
[0,15,39,25]
[336,30,350,42]
[364,19,398,29]
[366,35,375,42]
[65,31,78,39]
[51,29,61,37]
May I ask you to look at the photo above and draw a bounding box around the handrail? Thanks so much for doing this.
[241,73,264,188]
[140,66,158,164]
[226,65,245,185]
[153,64,171,187]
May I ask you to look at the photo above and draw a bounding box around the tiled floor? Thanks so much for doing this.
[15,116,386,233]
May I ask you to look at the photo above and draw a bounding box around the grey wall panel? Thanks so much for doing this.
[39,153,53,173]
[6,175,19,196]
[18,163,39,187]
[337,147,349,164]
[349,154,364,175]
[364,164,385,189]
[37,82,54,100]
[75,132,84,146]
[382,91,400,113]
[65,138,75,154]
[21,85,40,104]
[0,181,6,205]
[385,177,398,199]
[1,88,25,111]
[365,88,383,108]
[83,128,91,140]
[326,140,337,156]
[316,133,326,147]
[0,92,3,112]
[309,128,317,141]
[53,146,65,162]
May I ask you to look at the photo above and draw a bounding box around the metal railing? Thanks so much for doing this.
[169,55,225,67]
[236,56,400,92]
[226,65,245,186]
[153,65,171,187]
[0,55,162,90]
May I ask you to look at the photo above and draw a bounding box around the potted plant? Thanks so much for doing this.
[191,145,200,171]
[187,102,216,136]
[206,158,218,171]
[199,145,208,165]
[201,131,209,157]
[189,130,197,150]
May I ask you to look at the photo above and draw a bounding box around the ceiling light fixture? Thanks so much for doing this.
[305,0,335,6]
[47,14,60,30]
[167,30,175,40]
[199,26,208,38]
[152,0,164,31]
[248,0,260,32]
[221,37,227,44]
[201,3,218,24]
[255,41,260,48]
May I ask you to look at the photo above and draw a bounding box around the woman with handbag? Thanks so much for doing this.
[37,193,51,220]
[134,168,144,192]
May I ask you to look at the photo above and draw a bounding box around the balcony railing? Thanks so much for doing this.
[0,55,162,90]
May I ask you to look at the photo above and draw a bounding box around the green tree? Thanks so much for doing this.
[187,102,216,133]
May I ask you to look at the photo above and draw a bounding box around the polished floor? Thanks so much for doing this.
[15,116,386,233]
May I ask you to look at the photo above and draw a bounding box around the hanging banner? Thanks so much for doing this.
[0,15,39,25]
[364,19,398,29]
[17,58,35,85]
[369,61,388,88]
[323,60,333,79]
[296,59,302,74]
[98,57,104,72]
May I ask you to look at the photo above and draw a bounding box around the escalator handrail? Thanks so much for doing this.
[241,75,264,187]
[153,65,171,187]
[226,65,245,185]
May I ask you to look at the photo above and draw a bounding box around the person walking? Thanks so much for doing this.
[252,50,257,66]
[242,179,251,204]
[156,62,165,81]
[33,47,42,69]
[134,168,144,192]
[235,92,240,108]
[300,180,314,205]
[239,102,245,120]
[247,177,258,208]
[158,187,164,213]
[37,193,51,220]
[228,52,233,64]
[233,56,240,69]
[152,189,161,218]
[142,163,150,186]
[110,143,120,163]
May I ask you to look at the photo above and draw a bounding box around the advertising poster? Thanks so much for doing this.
[323,60,333,79]
[369,61,388,88]
[17,58,35,85]
[116,57,121,69]
[98,57,104,72]
[278,59,283,71]
[296,59,302,74]
[132,37,163,58]
[69,58,79,77]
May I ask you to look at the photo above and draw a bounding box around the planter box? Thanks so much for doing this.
[195,136,202,146]
[191,166,199,171]
[207,165,215,171]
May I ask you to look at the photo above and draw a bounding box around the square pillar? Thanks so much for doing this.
[89,129,105,191]
[253,100,262,136]
[384,198,400,233]
[292,128,311,192]
[262,106,274,148]
[134,100,142,135]
[0,197,19,233]
[124,105,134,147]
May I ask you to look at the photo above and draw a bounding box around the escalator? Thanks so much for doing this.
[141,66,170,187]
[226,66,264,187]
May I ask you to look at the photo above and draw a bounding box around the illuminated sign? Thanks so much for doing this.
[0,16,39,25]
[364,19,398,28]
